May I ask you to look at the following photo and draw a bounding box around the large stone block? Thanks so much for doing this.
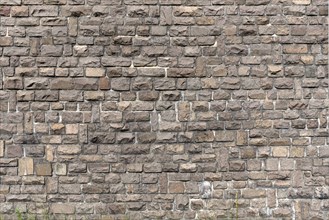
[18,157,33,176]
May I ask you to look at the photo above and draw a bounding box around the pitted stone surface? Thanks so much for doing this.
[0,0,328,219]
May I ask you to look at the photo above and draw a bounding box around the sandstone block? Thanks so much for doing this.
[51,204,75,214]
[0,0,21,5]
[293,0,310,5]
[35,162,52,176]
[0,141,4,157]
[58,145,81,155]
[272,147,289,157]
[86,68,105,77]
[101,57,131,67]
[30,6,58,16]
[169,182,185,193]
[242,189,266,198]
[11,6,28,16]
[19,157,33,176]
[0,37,13,46]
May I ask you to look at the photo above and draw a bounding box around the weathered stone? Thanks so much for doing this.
[30,6,58,16]
[272,147,288,157]
[142,46,168,57]
[40,45,63,57]
[11,6,28,16]
[293,0,310,5]
[41,17,66,26]
[101,57,131,67]
[283,44,308,54]
[4,77,23,89]
[0,141,4,157]
[111,78,130,91]
[180,163,197,173]
[169,182,185,193]
[242,189,266,198]
[0,37,13,46]
[0,0,21,5]
[84,91,104,101]
[86,68,105,77]
[35,162,52,176]
[0,0,326,217]
[51,204,75,214]
[55,163,67,176]
[57,145,81,155]
[18,157,33,176]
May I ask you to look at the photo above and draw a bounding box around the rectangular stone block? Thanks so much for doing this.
[19,157,33,176]
[85,68,105,77]
[50,204,75,214]
[36,162,52,176]
[0,141,3,157]
[100,112,122,123]
[68,17,78,36]
[11,6,29,17]
[58,145,81,155]
[30,6,58,16]
[3,47,29,56]
[101,57,131,67]
[0,37,13,46]
[283,44,308,54]
[0,0,21,5]
[293,0,311,5]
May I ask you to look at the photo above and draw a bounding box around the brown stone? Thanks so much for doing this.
[86,68,105,77]
[36,162,52,176]
[180,163,197,173]
[99,77,111,90]
[242,189,266,198]
[0,37,13,46]
[272,147,288,157]
[290,147,304,157]
[236,131,247,145]
[51,204,75,214]
[46,145,54,161]
[19,157,34,176]
[57,145,81,155]
[11,6,28,16]
[169,182,185,193]
[283,44,308,54]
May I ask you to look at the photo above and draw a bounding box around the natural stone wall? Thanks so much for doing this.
[0,0,328,219]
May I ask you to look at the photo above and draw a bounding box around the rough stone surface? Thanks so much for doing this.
[0,0,328,219]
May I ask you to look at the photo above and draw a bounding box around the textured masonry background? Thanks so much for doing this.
[0,0,328,219]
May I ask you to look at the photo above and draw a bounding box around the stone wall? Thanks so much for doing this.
[0,0,328,219]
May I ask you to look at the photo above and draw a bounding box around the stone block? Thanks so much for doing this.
[36,162,52,176]
[0,37,13,46]
[51,204,75,214]
[11,6,28,16]
[293,0,310,5]
[18,157,33,176]
[169,182,185,193]
[0,141,4,157]
[57,145,81,155]
[0,0,21,5]
[55,163,67,175]
[30,6,58,16]
[86,68,105,77]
